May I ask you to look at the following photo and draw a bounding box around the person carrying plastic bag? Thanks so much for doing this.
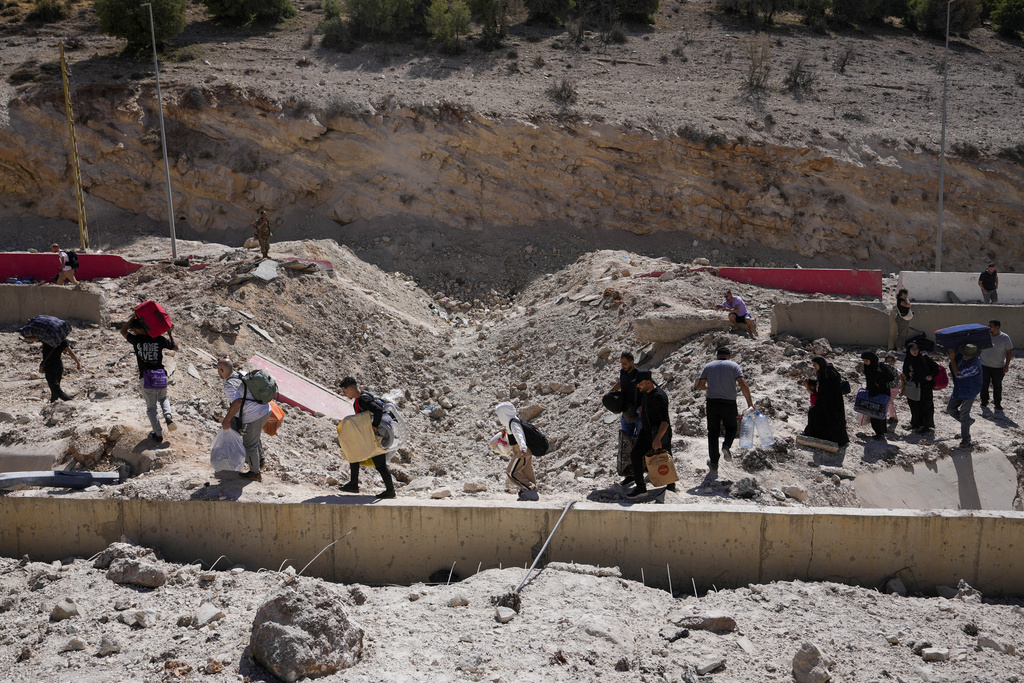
[210,428,246,472]
[694,346,753,480]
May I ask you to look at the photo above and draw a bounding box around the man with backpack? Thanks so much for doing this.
[495,402,543,501]
[338,376,396,499]
[626,370,676,498]
[51,243,79,287]
[120,313,178,443]
[217,358,271,481]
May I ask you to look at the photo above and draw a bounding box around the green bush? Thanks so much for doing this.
[991,0,1024,35]
[202,0,297,24]
[469,0,512,47]
[830,0,882,24]
[344,0,417,38]
[908,0,981,35]
[94,0,187,47]
[617,0,658,22]
[426,0,470,53]
[27,0,70,22]
[323,0,343,19]
[717,0,794,23]
[524,0,574,24]
[797,0,829,26]
[321,16,356,49]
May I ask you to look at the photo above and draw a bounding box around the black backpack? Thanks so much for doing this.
[65,250,80,269]
[509,417,549,456]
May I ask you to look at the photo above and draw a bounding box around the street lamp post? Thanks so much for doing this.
[935,0,955,272]
[142,2,178,259]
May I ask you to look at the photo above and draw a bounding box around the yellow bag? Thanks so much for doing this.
[645,449,679,487]
[336,411,386,464]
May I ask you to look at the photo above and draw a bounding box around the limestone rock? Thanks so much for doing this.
[520,404,543,421]
[430,488,452,499]
[672,612,737,633]
[250,581,364,682]
[106,558,168,588]
[886,577,908,597]
[495,606,516,623]
[732,477,760,499]
[921,647,949,661]
[696,654,726,675]
[120,609,159,628]
[59,637,87,652]
[195,602,226,626]
[793,642,831,683]
[463,479,488,493]
[97,635,122,656]
[50,597,82,621]
[977,633,1016,655]
[447,593,469,607]
[782,485,810,502]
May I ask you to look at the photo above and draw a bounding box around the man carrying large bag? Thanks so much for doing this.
[217,358,273,481]
[20,315,80,403]
[337,376,396,499]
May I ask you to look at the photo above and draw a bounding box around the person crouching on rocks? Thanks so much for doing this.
[495,402,539,502]
[120,313,178,443]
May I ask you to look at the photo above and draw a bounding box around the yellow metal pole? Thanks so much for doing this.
[59,42,89,251]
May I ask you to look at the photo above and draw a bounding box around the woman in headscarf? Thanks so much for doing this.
[901,342,939,433]
[861,351,891,438]
[802,356,849,447]
[494,402,539,501]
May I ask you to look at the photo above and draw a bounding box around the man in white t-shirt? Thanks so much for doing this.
[218,358,271,481]
[51,243,79,287]
[979,319,1013,413]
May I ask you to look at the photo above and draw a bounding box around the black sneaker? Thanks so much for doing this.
[339,482,359,493]
[994,405,1003,412]
[375,490,396,500]
[665,483,677,492]
[240,471,262,481]
[618,476,635,487]
[626,486,649,498]
[166,417,177,432]
[149,431,163,442]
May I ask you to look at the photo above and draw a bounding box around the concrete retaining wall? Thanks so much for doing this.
[772,301,1023,349]
[2,498,1023,597]
[634,310,733,343]
[0,285,107,325]
[898,271,1024,305]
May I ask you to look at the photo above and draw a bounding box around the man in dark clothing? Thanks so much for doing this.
[338,376,396,499]
[23,334,80,402]
[978,264,998,304]
[121,314,178,442]
[626,370,676,498]
[611,351,641,486]
[695,346,754,477]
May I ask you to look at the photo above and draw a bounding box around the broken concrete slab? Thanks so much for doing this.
[249,353,353,421]
[0,470,121,489]
[0,441,69,473]
[633,308,732,344]
[251,260,279,282]
[248,323,275,344]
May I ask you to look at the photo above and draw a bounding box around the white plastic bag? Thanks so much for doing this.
[210,428,246,472]
[489,430,512,456]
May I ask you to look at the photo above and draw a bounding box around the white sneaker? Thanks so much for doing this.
[722,448,732,462]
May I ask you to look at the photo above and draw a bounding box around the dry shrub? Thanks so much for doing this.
[743,34,771,92]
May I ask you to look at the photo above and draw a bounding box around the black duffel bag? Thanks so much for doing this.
[602,391,625,414]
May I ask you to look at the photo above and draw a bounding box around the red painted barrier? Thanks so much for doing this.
[717,268,882,298]
[0,253,143,283]
[249,353,354,421]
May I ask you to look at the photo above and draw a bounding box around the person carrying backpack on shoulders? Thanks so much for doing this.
[495,401,539,502]
[120,313,178,443]
[51,243,80,288]
[338,376,396,499]
[217,358,270,481]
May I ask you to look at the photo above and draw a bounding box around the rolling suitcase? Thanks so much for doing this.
[934,324,991,353]
[134,301,173,338]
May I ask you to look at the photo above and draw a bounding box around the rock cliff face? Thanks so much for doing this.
[1,83,1020,270]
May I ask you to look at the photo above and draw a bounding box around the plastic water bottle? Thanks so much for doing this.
[754,411,775,446]
[738,411,755,449]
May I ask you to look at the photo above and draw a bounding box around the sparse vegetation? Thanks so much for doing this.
[26,0,69,22]
[835,44,854,74]
[202,0,297,24]
[677,123,727,148]
[907,0,981,36]
[168,44,203,62]
[952,140,982,160]
[470,0,513,49]
[344,0,416,39]
[524,0,573,24]
[998,143,1024,165]
[181,86,207,109]
[94,0,187,48]
[783,54,816,93]
[532,55,545,67]
[322,0,343,19]
[991,0,1024,36]
[546,77,578,105]
[743,34,772,92]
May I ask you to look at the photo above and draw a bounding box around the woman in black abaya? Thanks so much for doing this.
[803,355,849,447]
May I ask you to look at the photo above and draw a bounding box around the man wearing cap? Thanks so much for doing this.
[946,343,983,448]
[979,319,1012,413]
[626,369,675,498]
[695,346,754,477]
[977,264,998,304]
[714,291,756,337]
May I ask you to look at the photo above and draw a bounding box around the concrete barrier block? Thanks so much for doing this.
[0,440,69,473]
[898,271,1024,305]
[0,285,107,325]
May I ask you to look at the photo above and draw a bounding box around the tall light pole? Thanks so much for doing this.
[935,0,955,272]
[143,2,178,259]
